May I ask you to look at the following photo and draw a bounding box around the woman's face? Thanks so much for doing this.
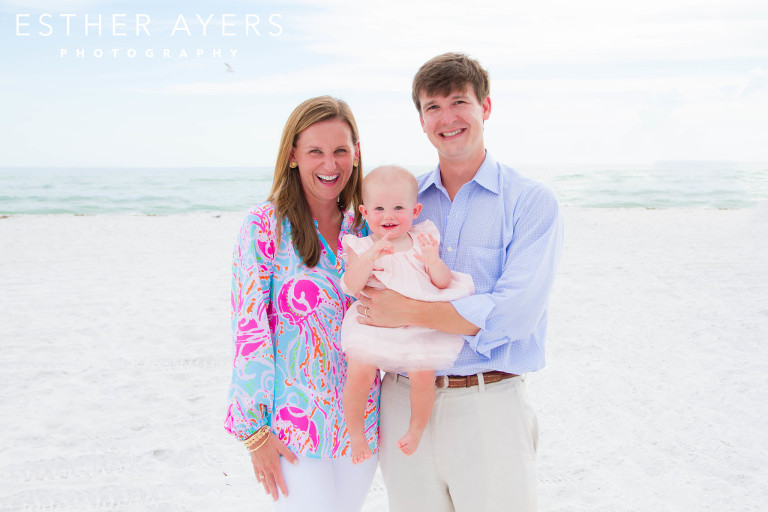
[291,118,359,215]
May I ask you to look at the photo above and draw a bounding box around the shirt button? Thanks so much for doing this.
[446,246,453,252]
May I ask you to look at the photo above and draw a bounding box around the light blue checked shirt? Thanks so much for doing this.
[417,152,563,376]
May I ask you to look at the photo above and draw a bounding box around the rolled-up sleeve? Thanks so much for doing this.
[451,293,495,332]
[224,209,276,440]
[454,185,563,357]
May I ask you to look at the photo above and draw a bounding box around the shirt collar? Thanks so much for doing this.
[340,209,355,233]
[418,152,500,195]
[312,209,356,234]
[472,152,501,194]
[419,165,443,194]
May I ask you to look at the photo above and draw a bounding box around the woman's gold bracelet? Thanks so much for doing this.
[243,426,270,449]
[243,426,269,447]
[247,434,270,452]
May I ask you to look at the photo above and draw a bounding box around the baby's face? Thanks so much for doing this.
[360,180,421,241]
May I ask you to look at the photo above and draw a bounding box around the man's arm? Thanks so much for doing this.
[359,185,562,352]
[456,186,562,356]
[356,288,479,336]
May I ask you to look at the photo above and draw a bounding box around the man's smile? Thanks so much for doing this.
[440,128,464,138]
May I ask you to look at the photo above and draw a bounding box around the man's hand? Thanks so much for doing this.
[356,286,414,328]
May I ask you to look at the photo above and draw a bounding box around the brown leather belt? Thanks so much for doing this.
[435,371,519,388]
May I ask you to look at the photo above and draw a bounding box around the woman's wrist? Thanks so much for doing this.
[243,425,271,451]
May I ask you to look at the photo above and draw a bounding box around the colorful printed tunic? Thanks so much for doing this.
[224,202,379,458]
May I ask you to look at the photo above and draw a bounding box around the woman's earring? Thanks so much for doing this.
[289,161,297,169]
[353,160,359,167]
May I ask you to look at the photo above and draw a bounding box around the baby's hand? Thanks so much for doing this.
[415,233,441,266]
[341,238,352,257]
[364,235,394,261]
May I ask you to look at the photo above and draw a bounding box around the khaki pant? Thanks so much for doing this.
[379,372,539,512]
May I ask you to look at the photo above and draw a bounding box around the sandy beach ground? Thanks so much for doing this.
[1,206,766,511]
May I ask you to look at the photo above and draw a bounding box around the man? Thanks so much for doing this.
[357,53,563,511]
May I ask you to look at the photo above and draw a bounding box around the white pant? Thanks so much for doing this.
[272,454,378,512]
[379,372,539,512]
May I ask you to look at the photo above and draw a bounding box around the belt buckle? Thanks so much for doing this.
[435,376,450,388]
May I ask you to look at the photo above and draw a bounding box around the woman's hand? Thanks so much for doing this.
[249,433,298,501]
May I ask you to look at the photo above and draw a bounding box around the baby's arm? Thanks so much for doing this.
[416,233,452,289]
[341,236,394,297]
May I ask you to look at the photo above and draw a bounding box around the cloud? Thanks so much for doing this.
[741,68,768,96]
[139,62,411,96]
[283,0,768,68]
[1,0,102,10]
[4,0,768,166]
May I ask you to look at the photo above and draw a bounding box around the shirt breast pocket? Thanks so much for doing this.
[460,246,505,294]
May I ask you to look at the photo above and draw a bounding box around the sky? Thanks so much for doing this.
[1,0,767,168]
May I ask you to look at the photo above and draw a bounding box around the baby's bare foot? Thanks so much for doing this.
[397,429,423,456]
[350,434,372,464]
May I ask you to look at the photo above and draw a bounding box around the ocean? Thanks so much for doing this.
[1,163,766,215]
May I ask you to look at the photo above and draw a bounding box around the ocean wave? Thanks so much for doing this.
[1,165,765,214]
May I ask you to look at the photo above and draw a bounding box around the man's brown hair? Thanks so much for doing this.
[411,52,490,114]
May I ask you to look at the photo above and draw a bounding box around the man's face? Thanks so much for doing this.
[418,88,491,166]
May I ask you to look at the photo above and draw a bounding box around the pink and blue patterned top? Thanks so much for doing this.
[224,202,379,458]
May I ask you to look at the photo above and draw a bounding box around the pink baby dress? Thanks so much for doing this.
[340,220,474,372]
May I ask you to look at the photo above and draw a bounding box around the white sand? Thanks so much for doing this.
[1,206,766,511]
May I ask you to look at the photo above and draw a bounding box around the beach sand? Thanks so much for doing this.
[1,206,766,511]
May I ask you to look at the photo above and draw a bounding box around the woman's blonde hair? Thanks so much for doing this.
[268,96,364,267]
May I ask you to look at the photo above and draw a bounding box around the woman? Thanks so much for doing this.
[224,96,380,511]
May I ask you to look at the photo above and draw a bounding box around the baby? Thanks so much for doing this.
[340,165,474,463]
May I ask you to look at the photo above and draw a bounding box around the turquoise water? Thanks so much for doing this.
[1,163,766,214]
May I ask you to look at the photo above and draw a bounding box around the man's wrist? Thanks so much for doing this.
[407,299,432,328]
[411,300,481,336]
